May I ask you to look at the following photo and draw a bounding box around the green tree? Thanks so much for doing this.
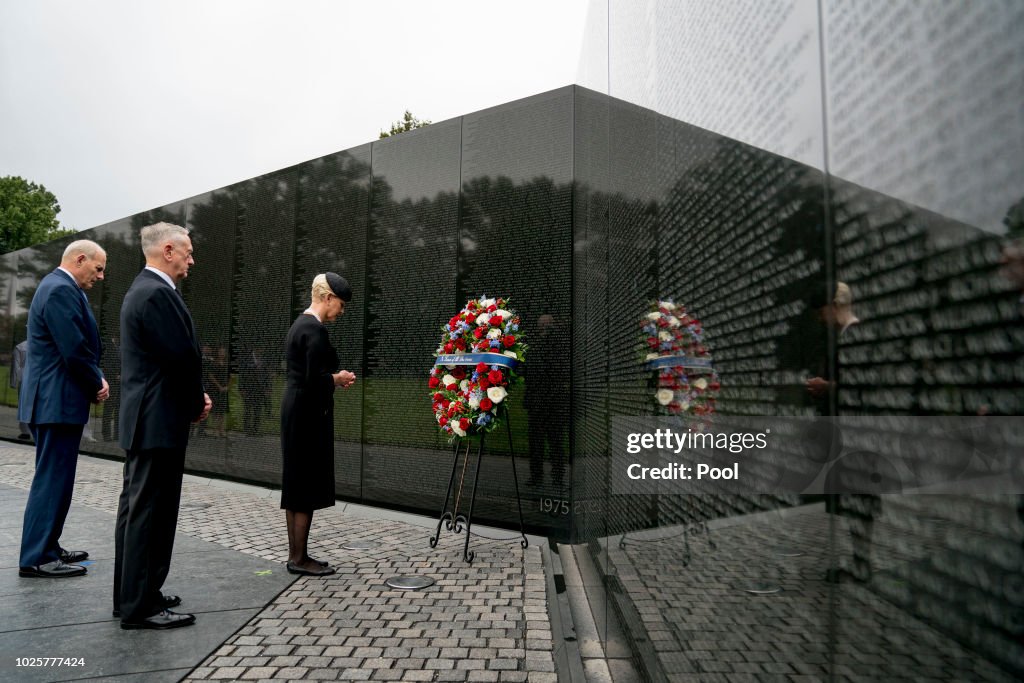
[379,110,431,139]
[0,175,75,253]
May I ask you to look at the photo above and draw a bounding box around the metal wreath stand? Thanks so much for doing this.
[428,353,529,563]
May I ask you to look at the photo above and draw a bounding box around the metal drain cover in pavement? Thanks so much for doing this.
[775,547,804,558]
[180,502,212,510]
[385,576,435,590]
[742,584,782,595]
[343,540,381,550]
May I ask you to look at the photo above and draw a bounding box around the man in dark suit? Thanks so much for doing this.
[114,222,211,630]
[17,240,110,578]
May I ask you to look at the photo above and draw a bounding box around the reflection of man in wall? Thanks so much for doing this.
[524,313,567,488]
[805,282,860,404]
[101,335,120,442]
[10,340,31,439]
[239,347,271,436]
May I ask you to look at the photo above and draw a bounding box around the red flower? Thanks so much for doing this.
[459,417,471,431]
[473,327,486,339]
[468,301,477,310]
[502,335,515,348]
[476,362,489,374]
[445,383,457,391]
[480,398,493,411]
[439,416,448,426]
[428,377,440,389]
[479,377,491,389]
[668,402,682,414]
[454,338,467,351]
[647,337,659,348]
[451,367,466,380]
[433,392,443,402]
[487,304,497,313]
[489,315,503,327]
[487,369,503,384]
[444,342,454,353]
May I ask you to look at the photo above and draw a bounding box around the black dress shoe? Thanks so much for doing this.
[19,560,87,578]
[306,556,329,568]
[120,609,196,630]
[58,548,89,563]
[286,561,335,576]
[113,593,181,618]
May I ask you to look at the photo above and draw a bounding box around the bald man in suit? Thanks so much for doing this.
[18,240,109,578]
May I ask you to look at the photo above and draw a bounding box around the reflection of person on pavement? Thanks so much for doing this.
[10,340,31,440]
[524,313,567,488]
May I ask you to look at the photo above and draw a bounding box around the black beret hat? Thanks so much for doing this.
[326,272,352,302]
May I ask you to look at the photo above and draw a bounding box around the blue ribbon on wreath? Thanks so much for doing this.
[647,355,714,371]
[434,352,521,370]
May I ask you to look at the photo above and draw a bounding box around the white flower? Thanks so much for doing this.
[658,330,672,341]
[694,378,708,390]
[476,313,491,326]
[452,422,466,437]
[479,297,496,308]
[660,301,677,311]
[656,389,673,405]
[494,309,512,320]
[436,412,445,423]
[487,328,502,339]
[460,379,470,393]
[679,400,690,411]
[646,353,661,361]
[468,393,481,409]
[442,374,457,386]
[486,386,508,404]
[667,316,679,327]
[503,350,518,359]
[646,312,661,322]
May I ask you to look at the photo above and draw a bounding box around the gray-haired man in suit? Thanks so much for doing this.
[113,222,211,630]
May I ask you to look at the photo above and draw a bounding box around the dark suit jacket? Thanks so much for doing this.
[18,269,103,425]
[119,269,205,451]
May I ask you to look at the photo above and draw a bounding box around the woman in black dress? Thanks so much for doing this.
[281,272,356,576]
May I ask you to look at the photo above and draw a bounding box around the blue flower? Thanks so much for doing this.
[476,413,492,426]
[489,340,501,349]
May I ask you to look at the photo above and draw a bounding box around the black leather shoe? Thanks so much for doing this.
[58,548,89,563]
[113,593,181,617]
[19,560,87,578]
[286,561,335,576]
[120,610,196,630]
[307,556,329,568]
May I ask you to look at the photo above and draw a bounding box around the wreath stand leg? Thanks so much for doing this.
[430,439,465,548]
[428,409,530,563]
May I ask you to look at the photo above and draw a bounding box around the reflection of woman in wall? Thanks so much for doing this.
[206,346,230,438]
[280,273,356,576]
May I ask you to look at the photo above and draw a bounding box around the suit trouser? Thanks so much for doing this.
[114,447,185,621]
[19,424,84,567]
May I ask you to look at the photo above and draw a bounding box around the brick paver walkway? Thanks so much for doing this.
[0,445,556,682]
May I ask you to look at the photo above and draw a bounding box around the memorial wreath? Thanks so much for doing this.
[643,300,720,416]
[429,295,527,439]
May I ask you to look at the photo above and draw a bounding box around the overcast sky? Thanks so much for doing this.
[0,0,592,231]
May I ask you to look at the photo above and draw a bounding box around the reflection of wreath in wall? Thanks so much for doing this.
[429,296,527,439]
[642,300,719,416]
